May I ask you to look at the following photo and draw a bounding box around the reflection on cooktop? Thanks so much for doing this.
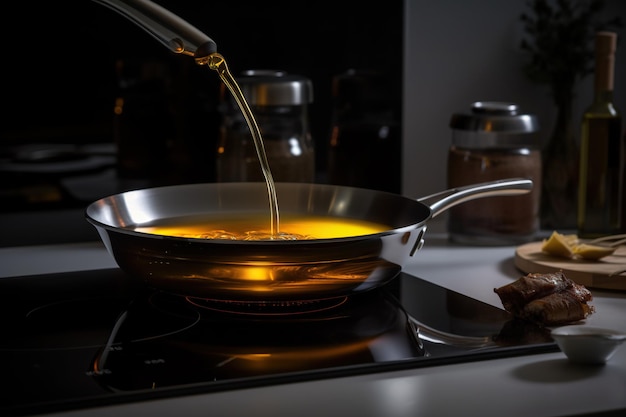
[0,269,556,417]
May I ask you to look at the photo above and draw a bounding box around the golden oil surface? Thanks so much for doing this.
[133,213,390,240]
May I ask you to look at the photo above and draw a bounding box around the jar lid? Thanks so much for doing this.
[450,102,539,133]
[237,70,313,105]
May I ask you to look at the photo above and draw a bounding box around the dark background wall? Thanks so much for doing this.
[1,0,403,197]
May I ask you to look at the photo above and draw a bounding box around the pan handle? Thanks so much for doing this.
[417,178,533,218]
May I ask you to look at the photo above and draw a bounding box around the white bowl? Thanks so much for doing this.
[551,326,626,365]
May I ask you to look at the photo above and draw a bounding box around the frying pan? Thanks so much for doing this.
[86,178,531,302]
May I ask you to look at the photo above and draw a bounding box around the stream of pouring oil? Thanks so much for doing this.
[203,53,314,240]
[204,53,280,237]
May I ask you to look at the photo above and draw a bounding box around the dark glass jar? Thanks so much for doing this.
[217,70,314,183]
[327,69,401,193]
[447,102,541,245]
[113,59,174,184]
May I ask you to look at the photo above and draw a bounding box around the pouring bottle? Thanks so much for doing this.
[93,0,217,59]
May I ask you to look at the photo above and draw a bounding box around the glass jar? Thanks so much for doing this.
[447,102,541,245]
[217,70,315,183]
[328,69,401,193]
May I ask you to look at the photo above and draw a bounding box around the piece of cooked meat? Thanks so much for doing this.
[568,281,594,303]
[520,291,595,326]
[493,271,594,326]
[493,271,572,316]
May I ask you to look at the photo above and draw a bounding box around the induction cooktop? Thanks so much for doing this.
[0,269,557,416]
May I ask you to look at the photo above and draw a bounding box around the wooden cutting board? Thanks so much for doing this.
[515,241,626,291]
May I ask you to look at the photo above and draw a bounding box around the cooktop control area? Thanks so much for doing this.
[0,269,556,416]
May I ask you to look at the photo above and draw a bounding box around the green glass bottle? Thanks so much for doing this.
[578,31,624,238]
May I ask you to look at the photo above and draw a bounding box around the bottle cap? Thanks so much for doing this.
[595,31,617,57]
[594,32,617,91]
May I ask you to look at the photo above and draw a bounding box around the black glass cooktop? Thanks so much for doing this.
[0,269,557,416]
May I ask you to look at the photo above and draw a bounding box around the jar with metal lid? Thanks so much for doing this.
[447,102,541,245]
[217,70,315,182]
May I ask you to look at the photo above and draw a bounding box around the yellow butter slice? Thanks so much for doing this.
[541,231,574,258]
[572,243,616,260]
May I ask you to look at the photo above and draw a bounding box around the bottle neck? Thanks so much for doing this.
[591,32,617,109]
[594,58,615,93]
[593,89,615,105]
[588,89,619,117]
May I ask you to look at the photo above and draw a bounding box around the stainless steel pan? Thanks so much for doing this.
[86,179,531,302]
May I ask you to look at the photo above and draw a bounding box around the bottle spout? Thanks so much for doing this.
[93,0,217,59]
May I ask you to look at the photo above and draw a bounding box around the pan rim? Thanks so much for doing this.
[84,213,425,245]
[84,182,431,244]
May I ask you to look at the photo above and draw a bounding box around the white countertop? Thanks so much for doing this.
[2,228,625,417]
